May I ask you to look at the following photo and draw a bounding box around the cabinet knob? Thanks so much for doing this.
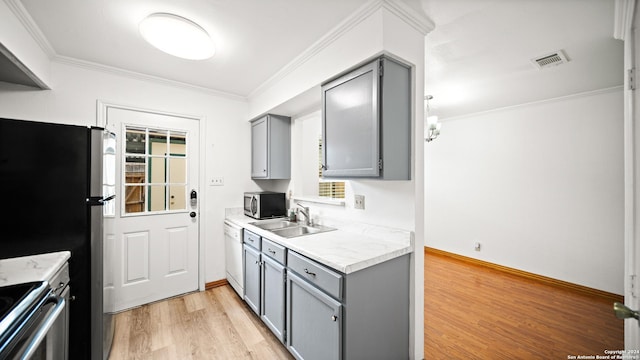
[331,315,338,322]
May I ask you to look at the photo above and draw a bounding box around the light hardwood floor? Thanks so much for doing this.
[108,284,293,360]
[109,251,625,359]
[424,249,624,359]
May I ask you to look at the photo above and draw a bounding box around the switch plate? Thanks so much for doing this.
[210,177,224,186]
[354,194,365,210]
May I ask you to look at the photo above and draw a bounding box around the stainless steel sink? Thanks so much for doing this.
[250,219,298,230]
[250,219,336,238]
[271,224,335,238]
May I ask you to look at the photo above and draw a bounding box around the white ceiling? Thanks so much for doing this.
[422,0,623,118]
[18,0,372,97]
[15,0,623,118]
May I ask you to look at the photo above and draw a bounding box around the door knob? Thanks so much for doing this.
[614,302,639,321]
[190,211,196,218]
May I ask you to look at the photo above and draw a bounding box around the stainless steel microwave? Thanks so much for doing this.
[244,192,287,219]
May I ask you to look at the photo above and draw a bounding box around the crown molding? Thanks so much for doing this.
[247,0,381,99]
[53,55,247,101]
[442,85,624,122]
[3,0,56,58]
[614,0,635,40]
[248,0,433,100]
[381,0,434,36]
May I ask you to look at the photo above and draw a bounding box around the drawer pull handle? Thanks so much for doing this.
[331,315,338,322]
[304,268,316,277]
[268,249,276,255]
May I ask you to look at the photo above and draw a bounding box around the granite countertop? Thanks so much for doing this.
[0,251,71,287]
[225,214,413,274]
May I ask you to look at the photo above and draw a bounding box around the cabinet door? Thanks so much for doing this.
[243,244,261,315]
[287,271,342,360]
[322,59,380,177]
[261,256,286,343]
[251,116,268,178]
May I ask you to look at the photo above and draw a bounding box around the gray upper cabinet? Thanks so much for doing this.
[321,56,411,180]
[251,114,291,179]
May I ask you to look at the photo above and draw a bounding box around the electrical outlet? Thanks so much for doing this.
[474,242,481,251]
[354,194,365,210]
[210,177,224,186]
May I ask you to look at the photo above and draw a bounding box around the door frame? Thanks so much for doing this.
[97,100,207,292]
[616,0,640,349]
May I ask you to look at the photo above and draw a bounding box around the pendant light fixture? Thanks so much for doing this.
[139,13,215,60]
[425,95,442,142]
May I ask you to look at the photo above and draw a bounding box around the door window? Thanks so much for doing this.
[123,126,188,214]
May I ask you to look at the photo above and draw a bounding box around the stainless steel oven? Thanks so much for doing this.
[0,264,70,360]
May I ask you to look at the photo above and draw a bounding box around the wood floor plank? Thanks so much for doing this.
[204,289,253,359]
[148,300,172,352]
[109,309,131,360]
[128,306,152,358]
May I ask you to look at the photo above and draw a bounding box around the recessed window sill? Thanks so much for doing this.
[292,196,345,207]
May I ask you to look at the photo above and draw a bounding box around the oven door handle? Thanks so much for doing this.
[20,295,65,360]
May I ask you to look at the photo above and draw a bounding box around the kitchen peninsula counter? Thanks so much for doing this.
[225,213,413,274]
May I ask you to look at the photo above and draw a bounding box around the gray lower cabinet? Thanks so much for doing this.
[287,250,409,360]
[287,270,342,360]
[261,239,286,343]
[241,227,409,360]
[243,244,261,315]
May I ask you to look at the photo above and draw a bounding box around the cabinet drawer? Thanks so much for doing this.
[261,238,286,264]
[287,251,342,300]
[244,229,261,250]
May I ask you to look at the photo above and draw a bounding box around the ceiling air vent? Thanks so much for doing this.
[531,50,568,70]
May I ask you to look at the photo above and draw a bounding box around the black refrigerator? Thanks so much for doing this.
[0,118,115,360]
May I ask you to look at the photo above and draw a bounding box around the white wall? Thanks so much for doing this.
[0,60,251,284]
[425,88,624,294]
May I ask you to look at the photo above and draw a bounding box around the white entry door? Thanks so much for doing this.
[105,105,200,311]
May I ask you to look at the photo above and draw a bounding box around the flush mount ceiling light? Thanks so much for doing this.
[139,13,215,60]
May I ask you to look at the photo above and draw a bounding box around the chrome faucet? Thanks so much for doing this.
[297,204,312,226]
